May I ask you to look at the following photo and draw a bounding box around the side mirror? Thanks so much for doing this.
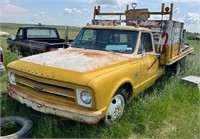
[10,35,16,40]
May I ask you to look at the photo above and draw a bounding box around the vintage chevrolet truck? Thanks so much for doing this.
[6,3,194,124]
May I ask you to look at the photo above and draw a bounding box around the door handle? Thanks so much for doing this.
[148,57,158,70]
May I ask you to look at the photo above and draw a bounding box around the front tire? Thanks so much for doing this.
[104,94,125,125]
[104,87,131,125]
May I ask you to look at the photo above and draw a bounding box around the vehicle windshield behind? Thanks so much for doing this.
[71,28,138,54]
[27,28,58,38]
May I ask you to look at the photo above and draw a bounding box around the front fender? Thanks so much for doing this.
[87,62,140,117]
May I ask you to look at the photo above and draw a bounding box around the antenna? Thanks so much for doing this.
[65,26,69,43]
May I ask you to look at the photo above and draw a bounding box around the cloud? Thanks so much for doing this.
[31,11,56,25]
[0,0,26,19]
[162,0,200,3]
[69,0,137,7]
[95,0,117,6]
[83,8,91,12]
[64,8,81,14]
[175,12,200,33]
[95,0,137,7]
[173,7,180,14]
[175,17,184,23]
[32,12,46,19]
[184,12,200,24]
[69,0,95,3]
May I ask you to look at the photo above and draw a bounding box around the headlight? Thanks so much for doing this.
[76,88,92,107]
[80,91,92,104]
[8,71,16,85]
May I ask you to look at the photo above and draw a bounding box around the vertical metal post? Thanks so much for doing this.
[65,26,68,43]
[169,3,174,20]
[93,6,96,20]
[161,3,165,13]
[126,5,129,11]
[161,3,165,22]
[98,6,100,12]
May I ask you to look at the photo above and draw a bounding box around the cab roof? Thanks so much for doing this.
[83,25,151,32]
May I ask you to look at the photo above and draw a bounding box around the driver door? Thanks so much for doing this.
[138,32,159,91]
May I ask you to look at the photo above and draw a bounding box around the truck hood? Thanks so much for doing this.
[22,47,131,72]
[8,47,131,85]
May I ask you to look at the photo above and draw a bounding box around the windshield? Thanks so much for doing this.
[71,28,138,54]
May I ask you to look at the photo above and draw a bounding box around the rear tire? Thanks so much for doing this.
[174,57,186,76]
[11,46,23,56]
[175,61,181,76]
[166,57,186,76]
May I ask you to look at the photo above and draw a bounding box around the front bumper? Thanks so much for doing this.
[7,84,102,124]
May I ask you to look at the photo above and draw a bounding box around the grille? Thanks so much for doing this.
[15,74,76,104]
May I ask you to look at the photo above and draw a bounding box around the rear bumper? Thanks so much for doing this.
[6,84,102,124]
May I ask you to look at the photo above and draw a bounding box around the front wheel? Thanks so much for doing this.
[104,87,131,125]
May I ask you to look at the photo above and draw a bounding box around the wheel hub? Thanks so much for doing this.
[105,94,125,124]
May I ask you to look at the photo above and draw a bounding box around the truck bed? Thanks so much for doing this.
[135,20,193,65]
[165,47,194,65]
[7,39,67,56]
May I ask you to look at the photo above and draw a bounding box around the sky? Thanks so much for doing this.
[0,0,200,33]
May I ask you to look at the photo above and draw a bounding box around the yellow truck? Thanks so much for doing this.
[6,3,193,124]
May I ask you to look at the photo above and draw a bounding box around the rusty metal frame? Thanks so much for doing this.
[93,3,174,21]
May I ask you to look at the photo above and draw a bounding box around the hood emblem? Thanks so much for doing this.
[33,85,43,91]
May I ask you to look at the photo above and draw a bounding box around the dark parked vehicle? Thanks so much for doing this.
[7,26,70,56]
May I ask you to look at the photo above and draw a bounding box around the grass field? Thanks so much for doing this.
[0,23,199,138]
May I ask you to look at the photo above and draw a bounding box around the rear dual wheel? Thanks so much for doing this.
[174,57,186,76]
[166,57,186,76]
[175,62,181,76]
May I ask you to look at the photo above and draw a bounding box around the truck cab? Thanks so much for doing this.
[71,25,161,93]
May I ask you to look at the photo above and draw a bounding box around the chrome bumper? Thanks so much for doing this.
[7,84,102,124]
